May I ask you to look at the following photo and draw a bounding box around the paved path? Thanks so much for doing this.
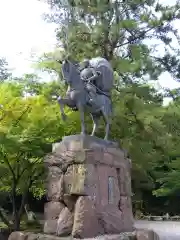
[40,217,180,239]
[135,220,180,239]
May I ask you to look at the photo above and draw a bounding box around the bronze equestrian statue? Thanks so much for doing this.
[57,57,114,141]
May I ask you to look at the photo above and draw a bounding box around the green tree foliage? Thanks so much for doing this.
[0,79,80,230]
[0,57,11,81]
[0,0,178,223]
[1,77,180,219]
[43,0,180,82]
[153,100,180,197]
[37,0,180,213]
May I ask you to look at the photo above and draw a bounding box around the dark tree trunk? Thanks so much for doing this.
[13,216,20,231]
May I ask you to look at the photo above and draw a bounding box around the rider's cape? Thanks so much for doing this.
[89,57,114,92]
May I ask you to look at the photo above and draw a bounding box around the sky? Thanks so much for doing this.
[0,0,57,77]
[0,0,180,91]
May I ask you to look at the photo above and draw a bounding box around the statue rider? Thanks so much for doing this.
[80,59,100,106]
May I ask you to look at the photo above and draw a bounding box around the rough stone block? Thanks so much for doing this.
[99,205,123,234]
[8,230,161,240]
[106,147,125,159]
[72,196,104,238]
[136,229,160,240]
[119,168,132,196]
[120,196,134,232]
[48,166,62,180]
[85,164,100,204]
[97,165,121,207]
[63,194,78,211]
[46,175,64,201]
[44,153,64,167]
[44,135,134,238]
[73,150,86,163]
[56,207,74,236]
[70,164,87,195]
[44,219,58,234]
[8,232,27,240]
[44,201,65,220]
[63,164,89,196]
[52,142,67,154]
[62,135,118,151]
[63,165,73,194]
[9,232,72,240]
[86,149,103,164]
[9,231,139,240]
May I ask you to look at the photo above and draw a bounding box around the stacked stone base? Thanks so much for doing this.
[43,135,134,238]
[8,229,160,240]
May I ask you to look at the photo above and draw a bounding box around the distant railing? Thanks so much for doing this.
[140,214,180,221]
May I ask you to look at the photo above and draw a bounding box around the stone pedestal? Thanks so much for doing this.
[44,135,134,238]
[8,229,160,240]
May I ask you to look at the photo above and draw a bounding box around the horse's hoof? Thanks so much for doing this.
[80,132,86,136]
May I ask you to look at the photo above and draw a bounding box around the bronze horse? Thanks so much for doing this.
[57,58,113,140]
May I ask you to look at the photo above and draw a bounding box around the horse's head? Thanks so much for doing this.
[61,59,71,84]
[61,59,81,87]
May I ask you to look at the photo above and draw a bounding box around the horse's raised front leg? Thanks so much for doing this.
[77,102,85,135]
[91,114,99,137]
[57,96,67,121]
